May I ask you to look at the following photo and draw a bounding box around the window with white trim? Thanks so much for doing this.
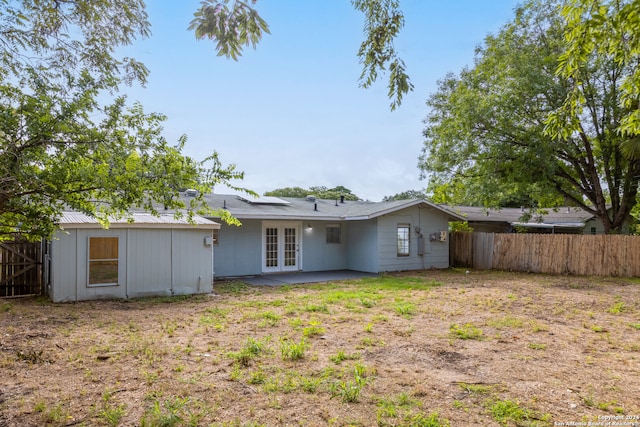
[88,237,119,286]
[397,224,410,257]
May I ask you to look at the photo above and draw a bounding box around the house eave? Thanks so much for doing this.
[360,200,466,221]
[511,222,585,229]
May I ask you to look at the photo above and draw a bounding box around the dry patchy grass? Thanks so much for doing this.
[1,270,639,426]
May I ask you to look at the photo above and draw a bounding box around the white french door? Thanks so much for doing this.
[262,222,301,273]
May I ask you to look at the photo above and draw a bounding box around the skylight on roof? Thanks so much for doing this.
[236,195,291,205]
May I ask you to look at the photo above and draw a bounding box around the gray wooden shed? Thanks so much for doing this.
[49,212,219,302]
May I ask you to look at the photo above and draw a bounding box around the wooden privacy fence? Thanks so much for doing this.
[0,237,49,297]
[450,232,640,277]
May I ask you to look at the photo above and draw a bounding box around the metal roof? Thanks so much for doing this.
[199,194,466,221]
[58,211,220,229]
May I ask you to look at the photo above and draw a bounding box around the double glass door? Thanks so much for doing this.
[262,222,300,273]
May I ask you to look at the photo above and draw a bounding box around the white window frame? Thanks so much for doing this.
[87,236,119,287]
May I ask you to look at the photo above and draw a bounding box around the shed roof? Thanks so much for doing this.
[59,211,220,230]
[198,194,465,221]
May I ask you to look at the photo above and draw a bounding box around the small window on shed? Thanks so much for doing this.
[212,228,220,245]
[326,224,341,244]
[88,237,119,286]
[397,224,410,257]
[590,227,596,235]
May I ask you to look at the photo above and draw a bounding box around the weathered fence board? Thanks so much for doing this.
[450,232,640,277]
[0,237,47,297]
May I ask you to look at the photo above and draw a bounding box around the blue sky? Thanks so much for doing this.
[122,1,522,201]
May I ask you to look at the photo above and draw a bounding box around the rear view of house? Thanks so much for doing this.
[202,194,464,278]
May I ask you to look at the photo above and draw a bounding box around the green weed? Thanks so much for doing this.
[299,375,323,393]
[489,399,549,426]
[329,367,369,403]
[529,343,547,350]
[96,390,127,427]
[394,301,416,317]
[360,297,376,308]
[358,276,443,291]
[249,368,267,385]
[458,382,494,394]
[359,336,385,348]
[487,315,524,329]
[303,302,329,313]
[280,337,307,361]
[407,412,451,427]
[140,396,189,427]
[529,320,549,333]
[161,320,178,337]
[37,401,68,424]
[449,323,483,340]
[608,301,626,314]
[329,350,361,364]
[302,320,326,338]
[228,337,269,367]
[373,314,389,322]
[288,317,304,328]
[259,310,281,327]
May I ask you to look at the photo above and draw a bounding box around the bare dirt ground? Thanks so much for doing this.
[1,269,639,427]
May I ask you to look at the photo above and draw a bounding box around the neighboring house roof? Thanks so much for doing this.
[197,194,466,222]
[58,211,220,229]
[441,205,596,229]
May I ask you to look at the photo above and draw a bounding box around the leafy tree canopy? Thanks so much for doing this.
[0,0,246,241]
[265,186,360,201]
[189,0,413,110]
[382,189,427,201]
[420,0,639,233]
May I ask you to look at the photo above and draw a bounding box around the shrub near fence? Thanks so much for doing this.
[450,232,640,277]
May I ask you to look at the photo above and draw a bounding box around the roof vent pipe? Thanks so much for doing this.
[223,200,227,209]
[340,195,345,203]
[314,203,318,212]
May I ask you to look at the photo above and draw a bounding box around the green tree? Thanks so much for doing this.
[382,189,427,201]
[0,0,245,241]
[419,0,639,233]
[189,0,413,110]
[265,186,359,201]
[264,187,310,198]
[555,0,640,139]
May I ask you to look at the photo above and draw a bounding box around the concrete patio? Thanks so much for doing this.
[223,270,378,286]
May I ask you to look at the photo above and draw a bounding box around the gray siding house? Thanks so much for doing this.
[50,212,219,302]
[203,194,464,278]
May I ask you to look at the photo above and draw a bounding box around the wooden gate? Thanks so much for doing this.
[0,237,49,297]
